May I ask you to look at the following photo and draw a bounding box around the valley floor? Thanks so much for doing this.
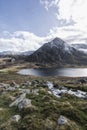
[0,58,87,130]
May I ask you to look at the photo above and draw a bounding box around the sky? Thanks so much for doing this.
[0,0,87,52]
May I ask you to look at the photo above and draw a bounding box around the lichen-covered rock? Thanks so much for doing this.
[19,88,30,94]
[31,80,39,87]
[58,115,67,125]
[6,86,16,91]
[9,93,26,107]
[11,115,21,122]
[10,82,19,88]
[21,81,31,87]
[18,98,32,110]
[0,83,10,89]
[9,96,16,101]
[31,89,39,95]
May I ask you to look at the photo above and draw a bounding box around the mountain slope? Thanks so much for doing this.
[0,50,34,57]
[21,51,34,56]
[72,43,87,49]
[27,37,87,66]
[72,43,87,54]
[0,51,20,56]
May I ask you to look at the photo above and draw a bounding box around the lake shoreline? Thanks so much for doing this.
[18,68,87,77]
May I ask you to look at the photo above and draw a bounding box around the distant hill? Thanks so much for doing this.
[21,51,34,56]
[0,51,20,56]
[72,43,87,53]
[27,37,87,66]
[0,51,34,57]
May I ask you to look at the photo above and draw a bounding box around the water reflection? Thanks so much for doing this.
[18,68,87,77]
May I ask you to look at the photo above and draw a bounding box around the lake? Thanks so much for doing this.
[18,68,87,77]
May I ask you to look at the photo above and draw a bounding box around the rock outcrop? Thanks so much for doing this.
[28,37,87,66]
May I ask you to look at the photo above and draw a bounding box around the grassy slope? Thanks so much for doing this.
[0,72,87,130]
[0,59,87,130]
[0,85,87,130]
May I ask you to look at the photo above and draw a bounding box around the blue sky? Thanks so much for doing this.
[0,0,87,52]
[0,0,58,36]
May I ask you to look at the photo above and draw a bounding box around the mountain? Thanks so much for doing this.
[0,51,34,57]
[20,51,34,56]
[72,43,87,53]
[27,37,87,66]
[72,43,87,49]
[0,51,20,57]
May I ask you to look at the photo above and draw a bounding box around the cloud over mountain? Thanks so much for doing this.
[0,0,87,52]
[40,0,87,43]
[0,31,51,52]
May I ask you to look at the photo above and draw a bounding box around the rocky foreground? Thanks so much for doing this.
[0,80,87,130]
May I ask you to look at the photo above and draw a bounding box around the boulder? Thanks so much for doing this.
[19,89,30,94]
[21,81,31,87]
[11,115,21,122]
[58,115,67,125]
[31,80,39,86]
[9,96,16,101]
[10,82,19,88]
[78,79,87,84]
[9,93,26,107]
[0,83,10,89]
[31,89,39,94]
[6,86,16,91]
[18,98,32,110]
[41,82,48,88]
[48,91,52,94]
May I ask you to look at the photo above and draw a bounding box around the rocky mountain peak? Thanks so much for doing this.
[27,37,87,66]
[52,37,65,44]
[41,37,70,53]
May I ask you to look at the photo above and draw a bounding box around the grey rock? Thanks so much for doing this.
[31,89,39,94]
[11,115,21,122]
[9,93,26,107]
[31,80,39,86]
[19,89,30,94]
[0,83,10,89]
[47,81,87,99]
[58,115,67,125]
[78,79,87,84]
[6,86,16,91]
[21,81,31,87]
[18,98,32,110]
[10,82,19,88]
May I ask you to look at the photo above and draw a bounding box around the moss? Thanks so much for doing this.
[64,84,87,92]
[0,78,87,130]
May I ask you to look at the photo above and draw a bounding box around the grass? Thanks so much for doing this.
[0,60,87,130]
[1,84,87,130]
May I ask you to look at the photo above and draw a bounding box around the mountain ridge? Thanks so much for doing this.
[27,37,87,66]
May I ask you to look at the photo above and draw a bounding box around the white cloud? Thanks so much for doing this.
[40,0,87,43]
[0,31,52,52]
[56,0,87,24]
[0,0,87,52]
[49,25,86,43]
[40,0,59,10]
[40,0,87,24]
